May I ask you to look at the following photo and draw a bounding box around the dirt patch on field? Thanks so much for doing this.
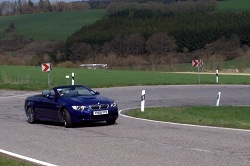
[16,41,59,58]
[171,71,250,75]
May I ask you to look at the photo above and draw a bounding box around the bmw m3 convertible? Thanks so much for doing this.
[24,85,118,128]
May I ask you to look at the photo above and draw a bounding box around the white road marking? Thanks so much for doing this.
[190,148,211,153]
[119,108,250,132]
[0,149,57,166]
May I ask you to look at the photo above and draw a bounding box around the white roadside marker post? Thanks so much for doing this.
[216,70,219,84]
[72,72,75,85]
[216,91,221,106]
[141,90,145,112]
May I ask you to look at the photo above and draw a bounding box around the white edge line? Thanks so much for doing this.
[0,149,57,166]
[119,108,250,132]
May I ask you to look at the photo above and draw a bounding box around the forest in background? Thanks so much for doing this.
[63,1,250,70]
[0,0,250,72]
[0,0,186,15]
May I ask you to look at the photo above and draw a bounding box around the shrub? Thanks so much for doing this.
[56,61,78,68]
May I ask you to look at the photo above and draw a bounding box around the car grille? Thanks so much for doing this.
[90,104,109,110]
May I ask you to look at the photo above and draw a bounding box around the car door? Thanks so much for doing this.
[31,97,44,119]
[40,96,61,121]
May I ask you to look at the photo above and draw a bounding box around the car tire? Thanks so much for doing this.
[106,119,116,125]
[63,109,72,128]
[26,107,36,124]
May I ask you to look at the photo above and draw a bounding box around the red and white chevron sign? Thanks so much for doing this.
[200,59,204,66]
[42,63,51,72]
[192,60,204,67]
[192,60,199,67]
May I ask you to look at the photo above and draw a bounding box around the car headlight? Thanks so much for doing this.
[110,102,117,108]
[72,106,87,111]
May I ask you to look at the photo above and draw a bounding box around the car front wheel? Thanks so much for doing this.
[106,119,116,125]
[26,107,35,124]
[62,109,72,128]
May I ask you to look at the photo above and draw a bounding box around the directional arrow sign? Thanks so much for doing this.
[200,59,204,66]
[192,60,199,67]
[42,63,51,72]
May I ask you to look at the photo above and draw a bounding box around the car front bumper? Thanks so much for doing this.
[69,107,118,123]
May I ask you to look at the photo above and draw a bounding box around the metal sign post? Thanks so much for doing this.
[192,60,203,84]
[198,62,200,84]
[47,71,50,87]
[42,63,52,88]
[192,60,200,83]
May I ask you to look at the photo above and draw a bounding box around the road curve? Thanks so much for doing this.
[0,85,250,166]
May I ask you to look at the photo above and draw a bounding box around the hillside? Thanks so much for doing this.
[0,10,106,41]
[66,1,250,55]
[0,0,249,41]
[0,0,250,72]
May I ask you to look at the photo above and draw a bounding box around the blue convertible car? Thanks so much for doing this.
[24,85,118,128]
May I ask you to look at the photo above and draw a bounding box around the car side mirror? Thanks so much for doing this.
[94,91,100,95]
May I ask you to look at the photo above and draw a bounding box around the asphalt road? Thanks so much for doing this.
[0,85,250,166]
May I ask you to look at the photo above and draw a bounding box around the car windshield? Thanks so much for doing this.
[56,86,94,97]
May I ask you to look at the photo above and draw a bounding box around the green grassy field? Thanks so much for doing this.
[217,0,250,11]
[0,10,106,40]
[0,154,32,166]
[0,65,250,90]
[126,106,250,129]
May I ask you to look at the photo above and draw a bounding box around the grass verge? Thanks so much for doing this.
[0,153,32,166]
[125,106,250,130]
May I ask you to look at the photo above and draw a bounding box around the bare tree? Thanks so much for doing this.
[205,35,241,60]
[147,54,161,70]
[69,42,92,61]
[55,1,70,12]
[38,0,52,12]
[124,34,145,55]
[101,42,112,55]
[146,32,177,55]
[109,35,126,56]
[71,2,90,10]
[0,1,12,15]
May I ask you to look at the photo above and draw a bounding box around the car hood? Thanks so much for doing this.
[60,95,113,106]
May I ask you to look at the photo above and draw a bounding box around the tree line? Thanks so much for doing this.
[0,0,217,16]
[0,0,92,16]
[63,1,250,63]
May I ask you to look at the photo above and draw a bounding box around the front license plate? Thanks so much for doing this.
[93,110,108,115]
